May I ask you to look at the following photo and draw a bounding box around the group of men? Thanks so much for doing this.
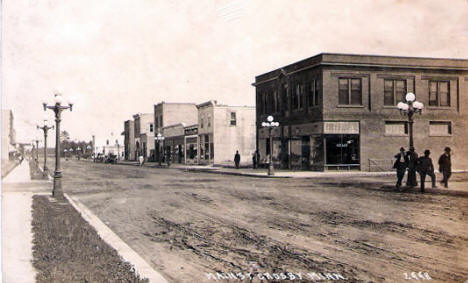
[394,146,452,193]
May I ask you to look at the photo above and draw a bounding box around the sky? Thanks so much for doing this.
[2,0,468,146]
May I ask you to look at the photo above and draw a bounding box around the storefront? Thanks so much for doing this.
[258,121,360,171]
[184,125,199,164]
[323,121,360,170]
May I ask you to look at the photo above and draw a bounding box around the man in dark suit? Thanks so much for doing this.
[438,147,452,188]
[417,150,437,193]
[393,147,408,190]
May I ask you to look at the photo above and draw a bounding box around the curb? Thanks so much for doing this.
[64,194,168,283]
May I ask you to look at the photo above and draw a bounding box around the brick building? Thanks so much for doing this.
[197,100,256,166]
[253,53,468,171]
[154,102,198,161]
[162,123,186,164]
[123,120,135,160]
[133,113,154,160]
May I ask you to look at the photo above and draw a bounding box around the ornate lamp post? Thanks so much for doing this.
[37,119,54,176]
[261,115,280,176]
[397,92,424,148]
[43,93,73,197]
[86,145,92,159]
[155,133,165,166]
[32,138,40,165]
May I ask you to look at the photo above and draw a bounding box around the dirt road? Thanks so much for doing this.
[55,159,468,282]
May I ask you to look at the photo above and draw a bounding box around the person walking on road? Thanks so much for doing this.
[406,147,418,187]
[417,149,437,193]
[438,147,452,188]
[234,150,241,169]
[138,155,144,166]
[393,147,408,190]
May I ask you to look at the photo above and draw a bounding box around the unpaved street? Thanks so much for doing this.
[55,160,468,282]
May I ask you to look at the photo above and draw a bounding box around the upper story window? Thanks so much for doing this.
[272,91,279,113]
[207,117,211,127]
[384,79,406,106]
[293,83,304,110]
[230,112,236,126]
[149,123,154,133]
[262,92,268,114]
[339,78,362,105]
[308,79,320,107]
[429,81,450,107]
[200,118,204,128]
[281,84,288,111]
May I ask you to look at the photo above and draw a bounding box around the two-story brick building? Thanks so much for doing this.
[253,53,468,171]
[197,100,256,166]
[154,102,198,161]
[123,120,135,160]
[133,113,154,160]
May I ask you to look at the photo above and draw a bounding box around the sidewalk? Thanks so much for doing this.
[2,161,50,283]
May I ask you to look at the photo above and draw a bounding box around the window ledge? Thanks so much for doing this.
[426,107,453,110]
[337,105,364,108]
[429,134,452,137]
[384,134,408,137]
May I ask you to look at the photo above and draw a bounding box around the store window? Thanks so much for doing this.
[325,134,360,167]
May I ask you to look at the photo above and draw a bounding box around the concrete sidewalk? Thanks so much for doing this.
[1,161,50,283]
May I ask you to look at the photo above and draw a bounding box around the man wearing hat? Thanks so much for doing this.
[438,147,452,188]
[393,147,408,189]
[417,149,437,193]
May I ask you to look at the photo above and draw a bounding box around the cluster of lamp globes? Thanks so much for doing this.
[397,92,424,113]
[261,115,280,127]
[42,91,74,111]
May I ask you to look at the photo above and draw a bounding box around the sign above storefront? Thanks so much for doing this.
[184,127,198,136]
[324,122,359,134]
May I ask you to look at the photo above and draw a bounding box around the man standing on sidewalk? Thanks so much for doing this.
[234,151,241,169]
[417,150,437,193]
[438,147,452,188]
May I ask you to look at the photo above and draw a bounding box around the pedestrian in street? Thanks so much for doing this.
[139,155,144,166]
[417,149,437,193]
[438,147,452,188]
[406,146,418,187]
[393,147,407,190]
[234,150,241,169]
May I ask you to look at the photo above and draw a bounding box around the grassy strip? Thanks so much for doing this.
[32,195,149,282]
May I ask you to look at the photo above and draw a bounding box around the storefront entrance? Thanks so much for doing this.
[324,134,360,170]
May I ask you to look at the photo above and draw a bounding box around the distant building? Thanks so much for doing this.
[1,109,16,161]
[123,120,135,160]
[197,101,256,166]
[162,123,186,164]
[154,102,198,161]
[133,113,154,160]
[253,53,468,171]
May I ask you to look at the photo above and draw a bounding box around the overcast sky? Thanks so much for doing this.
[2,0,468,145]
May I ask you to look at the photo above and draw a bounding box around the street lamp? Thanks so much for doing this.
[261,115,280,176]
[397,92,424,148]
[43,92,73,198]
[37,119,54,176]
[155,133,165,166]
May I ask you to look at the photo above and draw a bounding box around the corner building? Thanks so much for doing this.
[253,53,468,171]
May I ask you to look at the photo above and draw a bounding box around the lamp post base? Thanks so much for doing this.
[268,163,275,176]
[52,171,63,199]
